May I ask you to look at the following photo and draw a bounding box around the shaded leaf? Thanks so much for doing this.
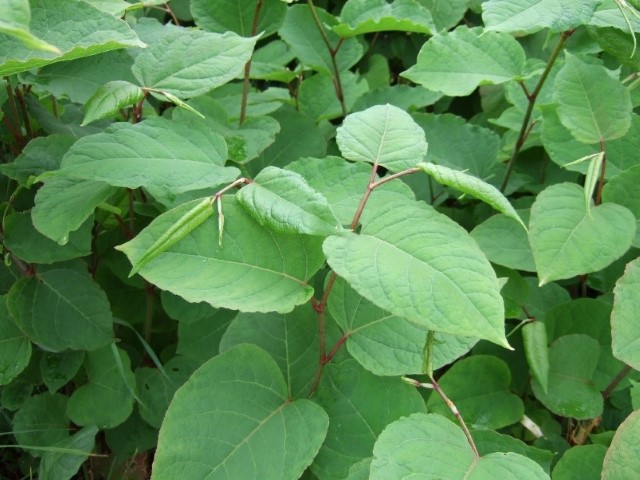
[39,426,98,480]
[0,295,31,386]
[611,258,640,370]
[522,322,549,393]
[12,393,69,456]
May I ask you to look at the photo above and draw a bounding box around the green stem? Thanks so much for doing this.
[500,30,574,193]
[239,0,264,125]
[306,0,347,116]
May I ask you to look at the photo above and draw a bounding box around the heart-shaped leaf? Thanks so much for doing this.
[370,413,550,479]
[529,183,635,285]
[151,344,329,480]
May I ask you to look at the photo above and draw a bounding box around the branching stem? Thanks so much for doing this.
[500,30,574,192]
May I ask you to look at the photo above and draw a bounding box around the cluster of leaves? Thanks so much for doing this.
[2,0,640,478]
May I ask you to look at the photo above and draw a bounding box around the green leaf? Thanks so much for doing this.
[402,26,526,97]
[39,426,98,480]
[237,166,343,236]
[611,258,640,370]
[370,413,550,479]
[542,110,640,179]
[472,430,553,474]
[0,0,144,76]
[522,322,549,394]
[0,0,59,52]
[427,356,525,430]
[528,183,636,284]
[132,29,258,98]
[172,97,281,164]
[82,80,143,125]
[177,311,235,364]
[531,334,603,419]
[40,350,85,393]
[471,212,536,272]
[353,84,443,112]
[299,71,369,121]
[552,444,607,480]
[117,197,324,313]
[323,198,508,347]
[336,104,428,172]
[136,356,196,428]
[219,306,319,398]
[0,295,31,386]
[0,134,75,185]
[67,345,135,429]
[603,165,640,247]
[287,156,415,226]
[334,0,435,37]
[152,345,328,480]
[483,0,598,34]
[7,269,113,352]
[590,0,640,32]
[415,0,469,32]
[418,162,526,229]
[21,50,137,104]
[413,113,501,180]
[32,178,117,245]
[328,276,477,376]
[553,53,632,144]
[279,5,363,75]
[54,117,238,199]
[191,0,286,37]
[312,359,426,479]
[4,212,92,263]
[602,409,640,480]
[12,393,69,456]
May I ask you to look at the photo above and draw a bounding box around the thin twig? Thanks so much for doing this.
[500,30,574,192]
[239,0,264,125]
[603,365,632,399]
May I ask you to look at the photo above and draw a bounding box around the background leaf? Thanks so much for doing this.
[611,258,640,370]
[191,0,286,37]
[602,409,640,480]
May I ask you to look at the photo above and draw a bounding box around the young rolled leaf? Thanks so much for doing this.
[336,104,428,172]
[125,197,214,277]
[418,162,527,230]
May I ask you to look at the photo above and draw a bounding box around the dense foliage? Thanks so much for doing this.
[1,0,640,478]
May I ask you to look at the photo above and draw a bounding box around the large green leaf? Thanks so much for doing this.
[4,212,92,263]
[32,178,117,245]
[553,53,632,144]
[589,0,640,32]
[603,166,640,247]
[219,306,319,398]
[0,296,31,386]
[402,26,526,97]
[7,269,113,352]
[191,0,286,37]
[311,359,426,479]
[67,345,135,429]
[323,198,508,347]
[12,393,69,456]
[0,0,144,76]
[531,334,603,419]
[528,183,636,284]
[0,0,59,52]
[237,166,344,236]
[370,413,550,479]
[328,276,477,376]
[334,0,435,36]
[602,410,640,480]
[117,197,324,313]
[39,426,98,480]
[152,345,328,480]
[53,117,238,199]
[471,212,536,272]
[427,356,525,430]
[414,0,469,31]
[482,0,597,34]
[279,5,363,75]
[552,444,607,480]
[413,113,501,180]
[131,29,258,98]
[336,104,428,172]
[611,258,640,370]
